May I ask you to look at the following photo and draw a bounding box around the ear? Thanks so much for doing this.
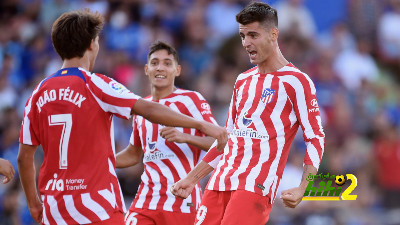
[88,37,97,51]
[271,27,279,41]
[175,65,182,77]
[144,64,149,76]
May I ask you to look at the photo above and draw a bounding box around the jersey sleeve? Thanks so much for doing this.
[284,74,325,169]
[129,115,142,147]
[201,140,223,168]
[19,84,41,146]
[189,92,218,125]
[86,72,141,120]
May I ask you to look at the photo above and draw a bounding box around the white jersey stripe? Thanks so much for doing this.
[135,169,150,208]
[41,195,50,225]
[63,195,91,224]
[108,158,117,177]
[147,165,161,210]
[47,195,67,225]
[81,193,110,220]
[88,89,132,119]
[98,185,116,208]
[22,81,43,145]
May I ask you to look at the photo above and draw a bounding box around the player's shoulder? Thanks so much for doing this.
[143,95,152,100]
[277,64,311,79]
[237,66,258,81]
[277,63,314,84]
[173,88,206,101]
[79,68,112,83]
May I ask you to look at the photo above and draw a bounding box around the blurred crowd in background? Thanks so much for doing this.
[0,0,400,224]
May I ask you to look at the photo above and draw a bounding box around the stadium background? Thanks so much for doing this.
[0,0,400,224]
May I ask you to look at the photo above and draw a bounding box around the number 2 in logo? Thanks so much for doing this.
[196,205,207,225]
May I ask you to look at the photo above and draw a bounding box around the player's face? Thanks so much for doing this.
[239,22,276,66]
[145,49,181,89]
[89,36,100,71]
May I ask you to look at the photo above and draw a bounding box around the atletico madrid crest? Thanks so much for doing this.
[261,88,276,104]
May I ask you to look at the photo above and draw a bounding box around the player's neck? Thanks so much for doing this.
[61,55,91,71]
[257,47,288,74]
[151,85,177,101]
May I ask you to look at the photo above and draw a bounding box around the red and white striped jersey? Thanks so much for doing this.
[129,89,218,214]
[19,67,140,224]
[203,64,325,203]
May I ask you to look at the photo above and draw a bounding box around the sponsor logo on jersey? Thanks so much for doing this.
[147,138,157,153]
[232,111,269,139]
[144,138,175,162]
[232,128,268,139]
[201,110,212,115]
[201,103,211,110]
[109,81,129,95]
[144,150,175,162]
[242,112,253,127]
[200,103,212,115]
[308,98,320,113]
[45,173,87,191]
[261,88,276,104]
[311,99,318,107]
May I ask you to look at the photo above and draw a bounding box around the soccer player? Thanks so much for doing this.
[171,2,325,225]
[0,158,15,184]
[116,41,218,225]
[17,10,227,225]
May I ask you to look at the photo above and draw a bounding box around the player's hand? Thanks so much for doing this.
[199,122,228,152]
[280,187,305,208]
[160,127,187,143]
[28,199,43,223]
[170,178,196,199]
[0,158,15,184]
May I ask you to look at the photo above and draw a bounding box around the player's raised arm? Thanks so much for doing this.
[131,99,228,151]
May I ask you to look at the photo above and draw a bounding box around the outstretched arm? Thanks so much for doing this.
[0,158,15,184]
[170,161,214,199]
[132,99,228,151]
[160,127,215,151]
[116,144,143,168]
[17,143,43,223]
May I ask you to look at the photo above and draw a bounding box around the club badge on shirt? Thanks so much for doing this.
[260,88,276,104]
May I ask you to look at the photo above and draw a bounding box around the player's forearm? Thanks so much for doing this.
[133,99,202,130]
[17,145,41,207]
[116,145,142,168]
[185,161,214,184]
[299,164,318,189]
[183,135,215,151]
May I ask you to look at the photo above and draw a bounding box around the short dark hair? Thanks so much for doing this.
[236,2,278,28]
[51,9,104,60]
[147,41,179,63]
